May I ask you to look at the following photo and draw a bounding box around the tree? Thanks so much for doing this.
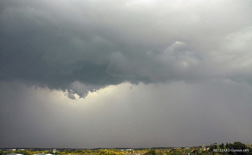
[144,149,156,155]
[220,143,224,149]
[233,142,247,150]
[209,144,217,151]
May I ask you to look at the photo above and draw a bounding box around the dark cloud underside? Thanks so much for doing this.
[1,0,252,96]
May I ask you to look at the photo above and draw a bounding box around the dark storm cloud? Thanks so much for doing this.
[1,0,252,98]
[0,0,154,92]
[1,0,252,148]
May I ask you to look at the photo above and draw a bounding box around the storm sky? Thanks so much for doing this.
[0,0,252,148]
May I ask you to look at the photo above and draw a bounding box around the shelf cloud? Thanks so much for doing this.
[1,0,252,98]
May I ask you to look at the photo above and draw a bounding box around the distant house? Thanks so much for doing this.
[19,149,25,151]
[202,144,206,151]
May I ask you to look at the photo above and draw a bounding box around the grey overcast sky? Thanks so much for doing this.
[0,0,252,148]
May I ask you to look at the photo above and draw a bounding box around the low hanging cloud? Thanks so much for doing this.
[1,0,252,98]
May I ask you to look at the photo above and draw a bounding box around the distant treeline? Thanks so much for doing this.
[0,141,251,155]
